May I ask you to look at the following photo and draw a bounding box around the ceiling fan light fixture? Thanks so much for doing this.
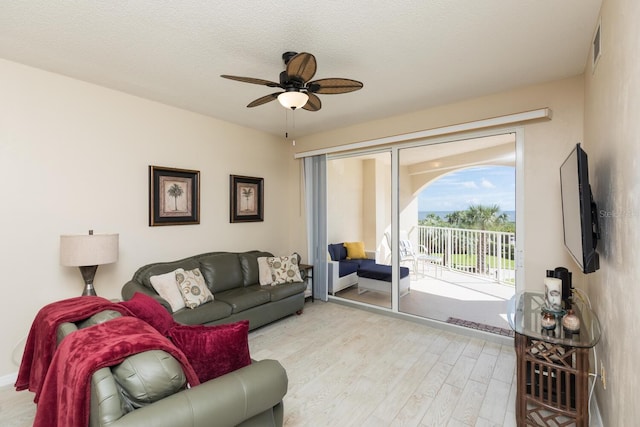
[278,91,308,110]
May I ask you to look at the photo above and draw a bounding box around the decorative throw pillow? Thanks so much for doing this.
[175,268,214,309]
[257,257,273,285]
[120,292,176,336]
[266,255,303,285]
[149,270,186,312]
[344,241,366,259]
[327,243,347,261]
[167,320,251,382]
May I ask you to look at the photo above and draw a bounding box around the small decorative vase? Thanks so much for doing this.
[541,312,556,330]
[562,310,580,332]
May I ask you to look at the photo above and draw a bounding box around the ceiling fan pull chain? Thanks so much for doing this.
[292,110,296,145]
[283,110,296,146]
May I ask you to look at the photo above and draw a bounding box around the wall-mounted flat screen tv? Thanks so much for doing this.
[560,143,600,274]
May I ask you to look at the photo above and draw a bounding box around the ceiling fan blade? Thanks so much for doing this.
[307,78,363,94]
[286,52,317,83]
[220,75,281,88]
[302,93,322,111]
[247,92,281,108]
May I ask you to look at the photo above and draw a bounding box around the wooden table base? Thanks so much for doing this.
[515,333,590,426]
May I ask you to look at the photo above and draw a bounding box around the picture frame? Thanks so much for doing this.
[149,166,200,226]
[230,175,264,223]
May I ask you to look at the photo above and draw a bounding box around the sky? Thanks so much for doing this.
[418,166,515,212]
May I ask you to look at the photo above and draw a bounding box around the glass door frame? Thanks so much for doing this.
[327,125,525,313]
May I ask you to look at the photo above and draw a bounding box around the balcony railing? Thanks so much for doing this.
[414,225,516,285]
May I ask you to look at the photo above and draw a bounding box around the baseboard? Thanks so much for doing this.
[0,372,17,388]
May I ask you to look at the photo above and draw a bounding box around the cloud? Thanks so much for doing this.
[481,178,495,188]
[418,166,516,211]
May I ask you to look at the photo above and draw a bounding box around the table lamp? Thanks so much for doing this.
[60,230,119,296]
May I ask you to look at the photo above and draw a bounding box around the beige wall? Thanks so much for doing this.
[583,0,640,424]
[327,157,363,243]
[0,59,294,378]
[295,76,586,293]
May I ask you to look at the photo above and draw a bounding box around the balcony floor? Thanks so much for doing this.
[334,268,515,334]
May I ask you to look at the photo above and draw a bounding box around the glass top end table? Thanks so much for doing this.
[507,291,600,348]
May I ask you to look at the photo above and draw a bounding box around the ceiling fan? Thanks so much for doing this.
[221,52,363,111]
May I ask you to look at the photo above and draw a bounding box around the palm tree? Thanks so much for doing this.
[241,187,253,211]
[445,210,464,227]
[463,204,509,273]
[419,213,445,227]
[167,183,184,211]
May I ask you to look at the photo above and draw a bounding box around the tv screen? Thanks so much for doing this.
[560,143,600,273]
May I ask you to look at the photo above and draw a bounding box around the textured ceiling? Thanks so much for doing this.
[0,1,602,137]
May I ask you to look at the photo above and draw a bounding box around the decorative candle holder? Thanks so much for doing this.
[562,309,581,332]
[541,311,556,330]
[544,277,563,312]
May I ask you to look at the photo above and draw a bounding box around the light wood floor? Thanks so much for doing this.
[0,301,517,426]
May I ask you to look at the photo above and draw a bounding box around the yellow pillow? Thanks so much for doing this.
[343,242,366,260]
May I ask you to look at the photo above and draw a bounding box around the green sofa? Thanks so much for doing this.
[56,310,288,427]
[121,251,307,330]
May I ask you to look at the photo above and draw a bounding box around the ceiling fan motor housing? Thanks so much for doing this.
[279,71,304,89]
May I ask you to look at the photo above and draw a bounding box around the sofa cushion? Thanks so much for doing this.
[266,281,308,302]
[199,253,244,293]
[328,243,347,261]
[238,251,273,286]
[119,292,176,335]
[149,269,186,312]
[167,320,251,382]
[338,260,360,277]
[111,350,186,411]
[215,286,271,313]
[357,263,411,281]
[176,268,214,309]
[172,300,233,325]
[266,255,303,285]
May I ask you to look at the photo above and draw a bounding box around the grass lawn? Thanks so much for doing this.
[434,253,516,270]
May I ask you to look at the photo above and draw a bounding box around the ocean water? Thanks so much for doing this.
[419,210,516,222]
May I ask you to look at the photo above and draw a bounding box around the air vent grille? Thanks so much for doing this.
[592,18,602,71]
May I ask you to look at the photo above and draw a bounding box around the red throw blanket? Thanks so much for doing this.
[15,296,132,398]
[33,316,200,427]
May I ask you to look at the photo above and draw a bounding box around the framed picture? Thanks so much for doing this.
[230,175,264,223]
[149,166,200,226]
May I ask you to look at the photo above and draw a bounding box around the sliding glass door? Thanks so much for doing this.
[322,130,522,334]
[397,134,517,331]
[326,151,394,309]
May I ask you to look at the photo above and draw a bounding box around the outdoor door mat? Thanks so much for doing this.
[446,317,514,337]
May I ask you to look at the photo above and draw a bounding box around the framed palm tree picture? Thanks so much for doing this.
[230,175,264,223]
[149,166,200,226]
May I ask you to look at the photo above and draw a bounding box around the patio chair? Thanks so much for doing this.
[401,239,443,277]
[384,232,443,277]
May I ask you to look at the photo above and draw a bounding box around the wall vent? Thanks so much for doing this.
[592,18,602,72]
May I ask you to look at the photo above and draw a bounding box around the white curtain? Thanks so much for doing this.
[303,155,328,301]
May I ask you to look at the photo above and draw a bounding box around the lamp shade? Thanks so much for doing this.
[277,91,309,110]
[60,233,119,267]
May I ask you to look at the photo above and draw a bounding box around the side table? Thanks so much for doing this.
[299,263,314,302]
[508,291,600,426]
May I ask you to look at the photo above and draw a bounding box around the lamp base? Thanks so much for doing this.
[82,283,97,296]
[79,265,99,297]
